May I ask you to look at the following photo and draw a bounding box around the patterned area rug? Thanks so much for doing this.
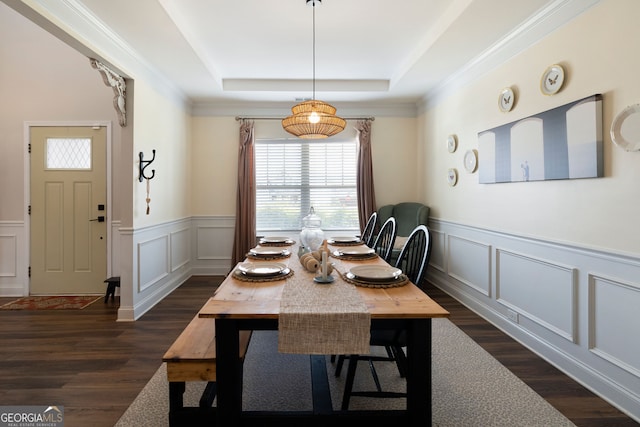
[0,295,101,310]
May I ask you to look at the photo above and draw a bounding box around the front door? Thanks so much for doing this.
[30,126,107,294]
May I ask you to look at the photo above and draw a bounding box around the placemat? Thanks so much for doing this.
[330,252,378,261]
[343,273,409,288]
[246,252,292,261]
[232,268,294,283]
[327,240,364,246]
[258,240,296,247]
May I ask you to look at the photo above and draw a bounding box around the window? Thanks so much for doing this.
[255,137,359,233]
[46,138,92,169]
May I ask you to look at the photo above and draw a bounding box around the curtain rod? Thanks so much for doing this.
[235,116,374,121]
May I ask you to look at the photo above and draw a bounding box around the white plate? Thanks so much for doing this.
[447,134,457,153]
[336,247,375,256]
[540,64,564,96]
[259,236,291,243]
[349,265,402,281]
[447,168,458,186]
[498,87,515,112]
[237,262,287,277]
[249,247,290,256]
[329,236,360,243]
[464,149,478,173]
[611,104,640,152]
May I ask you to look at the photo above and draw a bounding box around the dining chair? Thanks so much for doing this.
[335,224,432,410]
[370,216,397,262]
[360,211,378,247]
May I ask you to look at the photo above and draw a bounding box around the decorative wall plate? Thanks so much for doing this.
[499,87,515,112]
[464,149,478,173]
[611,104,640,151]
[447,134,457,153]
[540,64,565,95]
[447,168,458,186]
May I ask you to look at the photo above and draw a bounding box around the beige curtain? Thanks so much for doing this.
[231,120,256,266]
[356,119,377,231]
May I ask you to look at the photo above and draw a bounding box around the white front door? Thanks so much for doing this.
[30,126,107,294]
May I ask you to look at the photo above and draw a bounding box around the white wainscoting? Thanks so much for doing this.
[119,216,235,321]
[0,221,26,296]
[191,216,235,276]
[426,218,640,422]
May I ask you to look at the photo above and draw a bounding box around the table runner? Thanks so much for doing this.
[278,264,371,355]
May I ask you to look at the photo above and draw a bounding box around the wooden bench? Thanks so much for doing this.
[163,315,252,426]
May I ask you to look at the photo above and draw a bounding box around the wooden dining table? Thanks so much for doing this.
[198,240,449,426]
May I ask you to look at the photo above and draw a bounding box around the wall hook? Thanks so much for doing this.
[139,150,156,182]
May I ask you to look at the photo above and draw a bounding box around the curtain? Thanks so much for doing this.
[355,119,377,232]
[231,120,256,267]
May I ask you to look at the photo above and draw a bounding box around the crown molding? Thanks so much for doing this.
[420,0,601,112]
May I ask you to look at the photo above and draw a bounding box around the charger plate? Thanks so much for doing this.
[330,251,377,261]
[247,247,291,260]
[246,252,291,261]
[258,237,296,247]
[344,272,408,288]
[327,236,363,246]
[232,268,293,282]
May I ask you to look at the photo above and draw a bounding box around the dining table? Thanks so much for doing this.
[198,237,450,426]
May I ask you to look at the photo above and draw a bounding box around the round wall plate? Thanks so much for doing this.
[464,149,478,173]
[498,87,515,112]
[540,64,565,95]
[447,134,457,153]
[611,104,640,151]
[447,168,458,186]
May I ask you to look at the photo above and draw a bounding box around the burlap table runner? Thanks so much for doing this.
[278,267,371,355]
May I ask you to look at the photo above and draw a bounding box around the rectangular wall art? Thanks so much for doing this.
[478,94,603,184]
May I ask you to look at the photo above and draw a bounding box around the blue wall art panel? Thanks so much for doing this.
[478,94,603,183]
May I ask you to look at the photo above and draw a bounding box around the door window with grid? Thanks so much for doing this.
[255,138,359,234]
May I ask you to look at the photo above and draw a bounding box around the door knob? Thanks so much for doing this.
[90,216,105,222]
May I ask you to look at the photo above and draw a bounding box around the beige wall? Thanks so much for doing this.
[190,115,419,216]
[132,80,191,227]
[420,0,640,256]
[0,1,117,220]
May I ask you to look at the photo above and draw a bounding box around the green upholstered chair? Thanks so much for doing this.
[377,202,429,263]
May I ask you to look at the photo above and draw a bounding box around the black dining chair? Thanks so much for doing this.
[360,211,378,247]
[335,224,432,410]
[371,216,397,262]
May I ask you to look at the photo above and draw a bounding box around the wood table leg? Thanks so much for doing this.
[215,319,242,425]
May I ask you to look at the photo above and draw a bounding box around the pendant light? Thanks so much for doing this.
[282,0,346,139]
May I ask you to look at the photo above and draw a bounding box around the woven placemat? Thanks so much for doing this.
[330,252,378,261]
[232,268,294,283]
[246,252,292,261]
[327,240,365,247]
[343,273,409,288]
[258,240,296,247]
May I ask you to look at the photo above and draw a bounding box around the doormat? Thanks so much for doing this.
[0,295,102,310]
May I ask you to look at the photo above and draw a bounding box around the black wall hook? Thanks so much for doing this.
[139,150,156,182]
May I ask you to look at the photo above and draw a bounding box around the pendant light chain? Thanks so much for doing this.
[312,1,316,100]
[281,0,346,138]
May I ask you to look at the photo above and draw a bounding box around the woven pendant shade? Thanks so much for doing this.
[282,100,346,139]
[282,0,346,139]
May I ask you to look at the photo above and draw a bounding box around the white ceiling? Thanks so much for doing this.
[5,0,599,109]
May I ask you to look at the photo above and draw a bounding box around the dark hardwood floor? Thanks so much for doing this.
[0,277,636,427]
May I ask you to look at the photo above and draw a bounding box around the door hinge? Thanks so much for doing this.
[28,143,31,154]
[28,205,31,215]
[28,266,31,278]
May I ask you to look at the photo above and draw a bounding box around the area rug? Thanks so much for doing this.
[0,295,102,310]
[115,318,576,427]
